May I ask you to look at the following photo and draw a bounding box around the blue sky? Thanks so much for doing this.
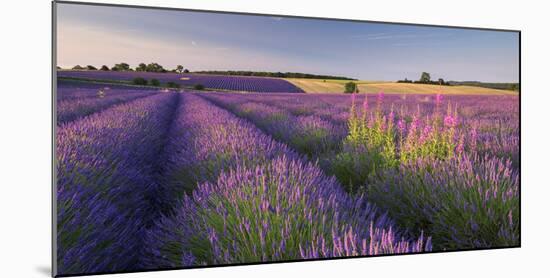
[57,3,519,82]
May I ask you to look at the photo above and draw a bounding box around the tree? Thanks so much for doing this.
[136,63,147,72]
[419,72,431,83]
[397,78,413,83]
[344,82,358,94]
[72,65,84,70]
[86,65,97,70]
[100,65,110,71]
[176,65,184,74]
[183,69,190,73]
[144,62,165,73]
[438,78,445,85]
[112,62,130,71]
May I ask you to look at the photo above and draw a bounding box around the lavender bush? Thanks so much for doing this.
[368,154,519,249]
[146,157,431,267]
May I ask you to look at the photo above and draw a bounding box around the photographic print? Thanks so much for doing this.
[53,1,520,276]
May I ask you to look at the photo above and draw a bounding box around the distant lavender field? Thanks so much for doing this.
[56,80,519,275]
[57,70,304,93]
[56,81,160,124]
[57,80,157,100]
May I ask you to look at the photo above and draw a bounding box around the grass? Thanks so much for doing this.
[284,78,517,95]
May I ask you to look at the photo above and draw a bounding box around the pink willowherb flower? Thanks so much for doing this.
[410,115,419,131]
[444,114,456,128]
[388,110,395,121]
[362,95,369,111]
[420,125,432,142]
[435,93,443,105]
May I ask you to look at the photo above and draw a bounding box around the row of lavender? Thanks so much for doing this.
[56,81,163,125]
[56,92,430,275]
[201,92,519,250]
[58,70,304,93]
[56,93,178,274]
[57,80,157,100]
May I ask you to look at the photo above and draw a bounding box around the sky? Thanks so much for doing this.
[56,3,519,82]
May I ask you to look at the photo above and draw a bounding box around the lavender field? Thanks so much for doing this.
[58,70,304,93]
[56,80,518,275]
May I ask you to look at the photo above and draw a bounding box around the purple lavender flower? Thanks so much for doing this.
[397,119,406,134]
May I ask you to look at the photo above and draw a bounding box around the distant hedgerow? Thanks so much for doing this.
[132,77,147,85]
[150,79,161,86]
[193,84,205,90]
[166,81,180,88]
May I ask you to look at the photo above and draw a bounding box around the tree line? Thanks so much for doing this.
[396,72,518,91]
[66,63,190,73]
[447,81,519,91]
[193,70,356,80]
[62,64,356,80]
[397,72,451,86]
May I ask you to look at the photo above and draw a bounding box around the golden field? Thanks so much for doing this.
[284,78,517,95]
